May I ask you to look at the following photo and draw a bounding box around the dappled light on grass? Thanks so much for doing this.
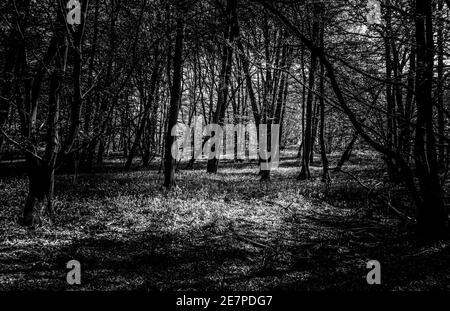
[0,152,450,290]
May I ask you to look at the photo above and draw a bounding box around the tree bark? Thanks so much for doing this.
[414,0,448,239]
[334,133,358,172]
[164,16,185,189]
[20,71,61,226]
[125,46,161,170]
[207,0,238,173]
[317,18,329,183]
[298,4,320,180]
[436,0,445,163]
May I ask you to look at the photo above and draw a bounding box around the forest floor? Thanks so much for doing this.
[1,147,450,291]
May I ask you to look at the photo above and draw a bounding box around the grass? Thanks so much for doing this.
[0,147,449,291]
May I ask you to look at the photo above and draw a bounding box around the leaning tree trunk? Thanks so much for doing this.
[334,133,358,172]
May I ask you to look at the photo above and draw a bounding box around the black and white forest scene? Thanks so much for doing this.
[1,0,450,297]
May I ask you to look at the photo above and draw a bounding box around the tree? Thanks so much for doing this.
[207,0,239,173]
[164,10,185,189]
[298,3,321,180]
[17,1,70,226]
[255,0,449,239]
[413,0,448,238]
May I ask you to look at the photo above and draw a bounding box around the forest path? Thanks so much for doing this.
[1,151,449,290]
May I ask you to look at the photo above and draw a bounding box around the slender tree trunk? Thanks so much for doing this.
[299,71,315,177]
[164,16,185,189]
[317,16,329,183]
[125,46,161,170]
[20,71,61,226]
[414,0,448,239]
[437,0,445,163]
[384,1,398,180]
[298,4,320,180]
[273,45,290,153]
[298,59,315,180]
[404,30,416,163]
[279,76,289,149]
[207,0,238,173]
[83,0,100,135]
[309,99,320,163]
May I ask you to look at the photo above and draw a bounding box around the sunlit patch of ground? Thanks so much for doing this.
[0,147,449,290]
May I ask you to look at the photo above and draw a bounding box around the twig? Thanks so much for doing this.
[339,169,416,223]
[338,169,370,191]
[231,229,269,249]
[0,129,43,161]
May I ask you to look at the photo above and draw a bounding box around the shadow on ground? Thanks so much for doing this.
[0,148,449,290]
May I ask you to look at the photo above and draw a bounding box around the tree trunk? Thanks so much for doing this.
[125,46,161,170]
[255,0,448,240]
[164,16,185,189]
[436,0,445,163]
[334,133,358,172]
[414,0,448,239]
[207,0,238,173]
[20,71,60,226]
[83,0,100,136]
[384,2,398,180]
[317,18,329,183]
[403,29,416,163]
[298,3,320,180]
[20,158,55,226]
